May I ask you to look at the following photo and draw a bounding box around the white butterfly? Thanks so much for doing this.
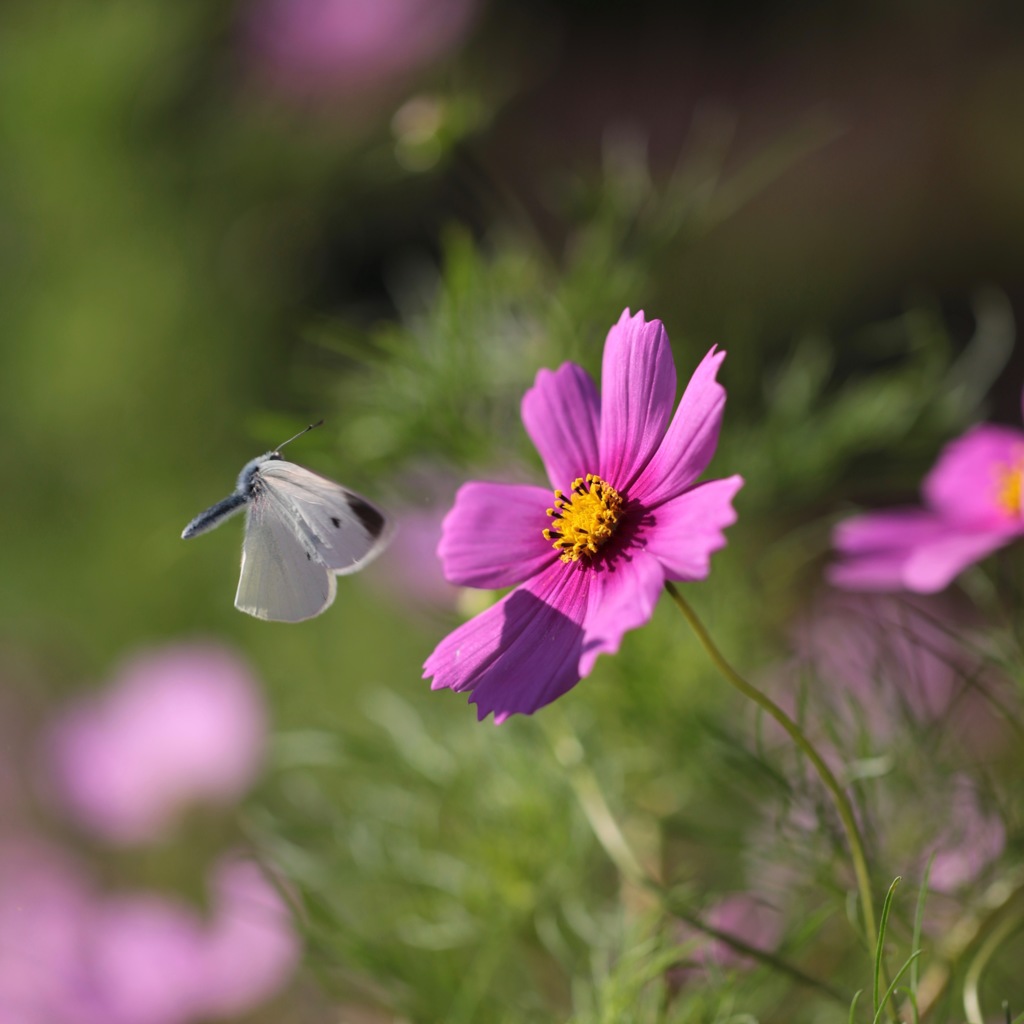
[182,422,391,622]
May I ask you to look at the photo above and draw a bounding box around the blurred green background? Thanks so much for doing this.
[4,1,1024,1021]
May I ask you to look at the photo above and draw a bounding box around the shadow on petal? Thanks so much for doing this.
[473,586,590,723]
[425,569,592,723]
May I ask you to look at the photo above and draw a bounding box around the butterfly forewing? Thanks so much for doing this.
[235,485,336,622]
[258,461,390,575]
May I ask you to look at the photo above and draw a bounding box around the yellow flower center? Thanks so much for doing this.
[543,475,625,562]
[996,459,1024,516]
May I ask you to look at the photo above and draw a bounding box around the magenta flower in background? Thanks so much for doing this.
[789,591,1014,755]
[830,407,1024,592]
[697,894,784,970]
[366,490,462,613]
[423,309,743,721]
[924,774,1005,894]
[197,856,302,1019]
[46,644,267,844]
[0,840,300,1024]
[244,0,479,100]
[671,893,784,989]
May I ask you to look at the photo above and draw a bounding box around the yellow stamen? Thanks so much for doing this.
[996,459,1024,516]
[543,474,625,563]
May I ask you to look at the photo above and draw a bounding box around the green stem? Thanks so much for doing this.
[963,902,1024,1024]
[664,582,880,960]
[539,708,849,1006]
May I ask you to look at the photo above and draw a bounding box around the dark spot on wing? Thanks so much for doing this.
[330,516,342,528]
[306,552,311,560]
[347,495,386,538]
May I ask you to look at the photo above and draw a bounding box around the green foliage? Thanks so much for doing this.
[5,3,1024,1023]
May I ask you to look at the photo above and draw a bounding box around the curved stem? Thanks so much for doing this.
[963,902,1024,1024]
[664,583,880,960]
[538,708,849,1005]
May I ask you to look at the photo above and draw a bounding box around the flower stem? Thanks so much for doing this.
[664,583,881,961]
[538,710,648,887]
[538,708,850,1006]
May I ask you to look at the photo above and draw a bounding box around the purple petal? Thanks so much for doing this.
[423,562,591,722]
[639,475,743,580]
[923,424,1024,527]
[829,509,1014,592]
[630,346,727,506]
[46,645,267,845]
[598,310,677,491]
[579,549,665,676]
[521,363,601,489]
[437,481,556,588]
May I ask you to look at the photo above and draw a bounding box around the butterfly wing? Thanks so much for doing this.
[258,460,391,575]
[235,484,336,622]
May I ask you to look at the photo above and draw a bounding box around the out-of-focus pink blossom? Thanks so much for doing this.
[244,0,480,100]
[830,411,1024,592]
[789,592,1013,755]
[0,839,94,1024]
[699,894,785,968]
[673,892,784,986]
[0,840,301,1024]
[85,896,207,1024]
[198,856,303,1019]
[924,775,1005,894]
[366,494,461,613]
[46,644,267,844]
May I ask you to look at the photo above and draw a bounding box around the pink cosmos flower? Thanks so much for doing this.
[46,644,267,844]
[0,840,300,1024]
[788,591,1015,757]
[695,893,785,970]
[423,309,743,721]
[197,856,303,1019]
[244,0,479,100]
[830,408,1024,592]
[924,774,1005,894]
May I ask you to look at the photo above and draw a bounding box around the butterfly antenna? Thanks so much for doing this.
[276,419,324,452]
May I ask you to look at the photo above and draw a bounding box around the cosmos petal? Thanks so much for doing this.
[631,346,727,506]
[437,482,556,589]
[829,509,1014,593]
[640,475,744,580]
[578,549,666,676]
[598,310,677,491]
[522,363,601,490]
[423,563,591,722]
[922,424,1024,527]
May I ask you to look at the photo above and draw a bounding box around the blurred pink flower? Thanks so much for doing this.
[424,309,743,721]
[85,895,207,1024]
[923,774,1005,894]
[46,644,267,844]
[830,410,1024,592]
[366,498,461,612]
[244,0,479,99]
[699,894,784,969]
[784,591,1016,761]
[672,893,784,987]
[198,856,302,1019]
[0,841,300,1024]
[0,839,94,1024]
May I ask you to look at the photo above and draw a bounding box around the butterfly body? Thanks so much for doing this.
[182,446,390,622]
